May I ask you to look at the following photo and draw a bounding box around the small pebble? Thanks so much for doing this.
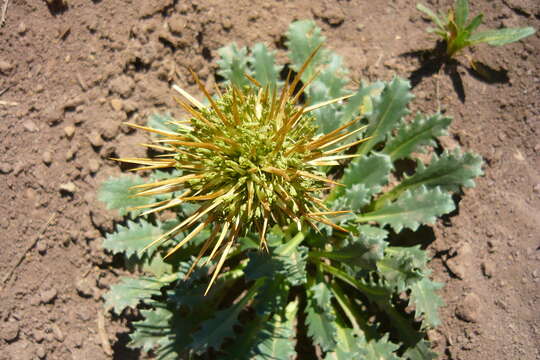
[110,98,123,111]
[88,158,100,174]
[18,22,27,35]
[0,60,13,74]
[0,163,13,174]
[33,329,45,343]
[23,120,39,132]
[35,346,46,359]
[1,321,20,342]
[87,131,104,148]
[76,277,94,298]
[59,182,77,195]
[455,293,481,323]
[64,96,85,109]
[40,288,58,304]
[42,151,52,166]
[36,241,47,255]
[64,125,76,139]
[51,324,64,342]
[481,261,494,278]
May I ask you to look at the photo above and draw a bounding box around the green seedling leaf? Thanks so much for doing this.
[416,4,444,29]
[382,113,451,161]
[253,278,288,316]
[217,43,250,88]
[403,339,439,360]
[286,19,329,81]
[357,78,414,156]
[103,219,161,257]
[250,43,282,89]
[99,175,152,216]
[469,27,536,46]
[454,0,469,30]
[409,277,445,329]
[359,186,455,232]
[104,277,165,314]
[342,153,393,196]
[323,326,366,359]
[129,307,173,353]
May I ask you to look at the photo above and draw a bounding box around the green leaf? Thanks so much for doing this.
[340,82,384,125]
[191,281,261,352]
[359,186,455,232]
[217,43,250,87]
[104,277,164,314]
[286,20,328,82]
[103,219,161,257]
[311,282,333,310]
[403,339,439,360]
[364,335,401,360]
[409,277,445,329]
[141,253,173,277]
[98,175,152,216]
[377,251,424,292]
[382,113,451,161]
[341,153,393,197]
[357,77,414,156]
[399,149,484,192]
[469,27,536,46]
[416,3,445,30]
[280,245,308,286]
[129,307,173,353]
[250,43,282,90]
[252,300,298,360]
[356,224,389,242]
[305,295,337,352]
[465,13,483,34]
[454,0,469,29]
[323,326,365,360]
[147,113,176,133]
[253,278,288,316]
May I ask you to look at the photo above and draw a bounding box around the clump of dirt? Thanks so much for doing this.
[0,0,538,359]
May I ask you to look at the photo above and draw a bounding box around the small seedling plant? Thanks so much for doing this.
[100,20,483,360]
[417,0,535,58]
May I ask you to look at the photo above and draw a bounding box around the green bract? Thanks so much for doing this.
[417,0,536,57]
[100,20,483,359]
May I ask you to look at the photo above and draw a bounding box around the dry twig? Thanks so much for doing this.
[1,0,9,27]
[97,310,113,356]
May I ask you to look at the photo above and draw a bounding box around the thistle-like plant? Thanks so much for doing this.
[100,20,483,360]
[417,0,535,58]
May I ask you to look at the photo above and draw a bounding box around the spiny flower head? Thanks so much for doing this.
[115,53,369,293]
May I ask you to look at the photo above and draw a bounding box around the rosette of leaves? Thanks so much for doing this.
[100,20,483,360]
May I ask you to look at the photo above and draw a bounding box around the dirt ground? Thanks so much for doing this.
[0,0,538,359]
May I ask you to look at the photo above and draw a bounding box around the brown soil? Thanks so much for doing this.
[1,0,538,359]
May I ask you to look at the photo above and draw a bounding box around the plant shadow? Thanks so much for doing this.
[401,41,509,103]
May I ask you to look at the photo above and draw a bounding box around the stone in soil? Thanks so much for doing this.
[110,98,123,111]
[22,120,39,132]
[40,288,58,304]
[88,158,100,174]
[76,277,95,298]
[455,293,481,323]
[109,75,135,98]
[0,163,13,174]
[0,60,14,74]
[42,151,52,166]
[64,125,76,139]
[481,261,494,278]
[1,321,20,342]
[59,182,77,195]
[36,240,47,255]
[87,131,104,148]
[51,324,65,342]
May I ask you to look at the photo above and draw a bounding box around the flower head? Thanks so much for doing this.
[115,53,369,293]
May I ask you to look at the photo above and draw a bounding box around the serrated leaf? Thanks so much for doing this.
[280,245,308,286]
[103,219,161,257]
[305,296,337,352]
[253,278,288,316]
[403,339,438,360]
[359,186,455,232]
[98,176,152,216]
[250,43,282,90]
[129,307,173,353]
[469,27,536,46]
[400,149,484,192]
[104,277,164,314]
[356,224,389,242]
[377,251,424,292]
[318,234,387,271]
[323,326,365,360]
[252,300,298,360]
[340,82,385,125]
[382,113,451,161]
[191,281,261,352]
[311,282,333,310]
[409,277,444,329]
[286,20,328,82]
[141,253,173,277]
[245,246,307,286]
[217,43,250,87]
[357,77,414,156]
[340,153,393,197]
[364,335,401,360]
